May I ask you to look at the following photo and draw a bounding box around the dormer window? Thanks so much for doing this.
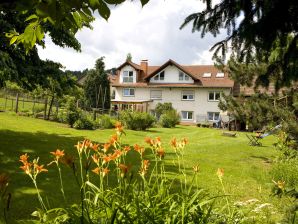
[203,73,212,78]
[216,73,224,78]
[154,71,165,81]
[179,71,190,81]
[123,71,133,83]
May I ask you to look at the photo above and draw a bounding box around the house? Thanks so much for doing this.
[110,59,235,124]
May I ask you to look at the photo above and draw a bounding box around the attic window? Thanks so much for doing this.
[179,71,190,81]
[123,71,133,83]
[216,73,224,78]
[203,73,211,77]
[154,71,165,81]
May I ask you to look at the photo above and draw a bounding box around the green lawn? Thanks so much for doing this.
[0,112,281,221]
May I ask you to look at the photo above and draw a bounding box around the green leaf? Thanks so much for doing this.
[25,14,38,22]
[104,0,125,4]
[97,0,110,20]
[89,0,99,10]
[140,0,150,7]
[9,36,18,45]
[35,25,44,42]
[72,11,82,28]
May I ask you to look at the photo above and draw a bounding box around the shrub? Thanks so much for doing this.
[64,97,81,127]
[154,102,174,118]
[120,111,155,130]
[73,117,95,130]
[159,110,180,128]
[98,114,115,129]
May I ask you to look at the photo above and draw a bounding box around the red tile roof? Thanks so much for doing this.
[111,59,234,88]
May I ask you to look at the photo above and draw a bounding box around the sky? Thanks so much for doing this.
[37,0,226,71]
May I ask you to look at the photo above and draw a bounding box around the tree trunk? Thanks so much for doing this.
[47,95,55,120]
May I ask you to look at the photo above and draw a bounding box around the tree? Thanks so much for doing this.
[0,0,150,52]
[181,0,298,89]
[84,57,110,110]
[126,53,132,62]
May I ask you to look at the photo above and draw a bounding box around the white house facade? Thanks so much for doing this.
[110,59,234,124]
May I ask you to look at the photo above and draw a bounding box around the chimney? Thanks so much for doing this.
[140,59,148,76]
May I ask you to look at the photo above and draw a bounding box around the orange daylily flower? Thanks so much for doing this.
[182,138,188,145]
[19,153,29,164]
[170,138,177,148]
[156,148,165,159]
[91,144,99,151]
[115,121,124,133]
[123,146,131,152]
[34,164,48,173]
[119,164,130,177]
[155,137,161,143]
[109,134,118,144]
[91,154,100,164]
[75,142,83,154]
[103,143,111,153]
[102,168,110,177]
[216,168,224,179]
[50,149,65,160]
[92,167,100,175]
[139,160,150,177]
[193,164,200,173]
[134,144,145,155]
[20,163,32,175]
[144,137,154,146]
[103,154,112,164]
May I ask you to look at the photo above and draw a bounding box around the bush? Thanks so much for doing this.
[73,117,95,130]
[154,102,174,119]
[64,97,81,127]
[98,114,115,129]
[159,110,180,128]
[120,111,155,130]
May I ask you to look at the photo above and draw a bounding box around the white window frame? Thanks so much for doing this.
[181,90,194,101]
[179,71,190,81]
[216,72,224,78]
[208,91,221,101]
[203,73,212,77]
[150,90,162,100]
[123,71,134,83]
[207,112,220,121]
[153,71,165,81]
[123,88,135,97]
[181,111,193,120]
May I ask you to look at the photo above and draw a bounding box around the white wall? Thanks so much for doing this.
[113,86,231,123]
[149,65,194,84]
[119,65,137,83]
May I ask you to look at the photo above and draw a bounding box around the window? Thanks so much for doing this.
[203,73,212,77]
[123,71,133,83]
[123,88,135,97]
[150,90,162,99]
[216,72,224,78]
[153,71,165,81]
[207,112,220,121]
[179,71,190,81]
[181,111,193,120]
[182,90,194,100]
[208,91,221,101]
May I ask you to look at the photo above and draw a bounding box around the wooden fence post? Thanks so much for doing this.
[44,98,48,120]
[4,96,7,111]
[15,93,19,113]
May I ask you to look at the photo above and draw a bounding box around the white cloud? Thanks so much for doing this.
[37,0,226,70]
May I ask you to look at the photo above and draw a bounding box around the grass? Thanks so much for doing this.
[0,112,281,221]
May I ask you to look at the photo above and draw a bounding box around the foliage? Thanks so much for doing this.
[159,110,180,128]
[219,90,298,133]
[154,102,175,119]
[17,124,220,223]
[73,117,95,130]
[83,57,110,110]
[1,0,150,52]
[120,111,155,130]
[64,97,81,128]
[98,114,115,129]
[181,0,298,89]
